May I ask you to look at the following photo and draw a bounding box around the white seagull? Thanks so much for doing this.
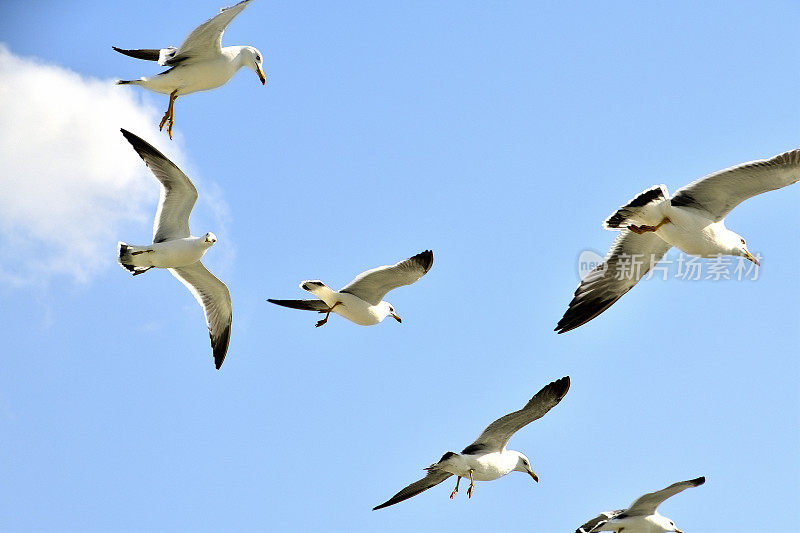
[113,0,265,139]
[268,250,433,327]
[117,129,232,370]
[373,376,570,510]
[556,148,800,333]
[576,476,706,533]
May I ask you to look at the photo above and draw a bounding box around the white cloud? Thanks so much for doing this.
[0,44,197,286]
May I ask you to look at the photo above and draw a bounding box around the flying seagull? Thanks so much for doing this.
[113,0,265,139]
[576,476,706,533]
[268,250,433,327]
[117,129,231,370]
[373,376,570,510]
[556,148,800,333]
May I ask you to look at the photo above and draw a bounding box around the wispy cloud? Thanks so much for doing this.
[0,44,197,286]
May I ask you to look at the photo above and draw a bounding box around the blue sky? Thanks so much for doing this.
[1,1,798,531]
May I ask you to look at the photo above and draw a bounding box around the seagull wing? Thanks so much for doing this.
[170,262,232,370]
[372,469,453,510]
[121,129,197,243]
[625,477,706,516]
[671,149,800,221]
[555,231,671,334]
[166,0,253,65]
[112,46,160,61]
[339,250,433,306]
[461,376,570,455]
[575,510,626,533]
[266,299,330,312]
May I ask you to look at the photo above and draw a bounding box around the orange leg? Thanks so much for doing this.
[315,301,342,328]
[466,469,475,498]
[450,476,461,499]
[158,90,178,139]
[628,216,670,235]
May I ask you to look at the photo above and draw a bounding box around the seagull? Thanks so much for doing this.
[113,0,265,139]
[556,148,800,333]
[576,476,706,533]
[117,129,231,370]
[267,250,433,327]
[373,376,570,510]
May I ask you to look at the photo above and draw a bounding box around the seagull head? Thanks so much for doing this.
[654,515,683,533]
[378,301,402,323]
[726,231,759,266]
[204,232,218,246]
[512,452,538,482]
[242,46,267,85]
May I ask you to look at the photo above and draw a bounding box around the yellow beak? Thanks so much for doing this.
[256,64,266,85]
[391,313,402,323]
[674,529,683,533]
[529,470,539,483]
[744,250,760,266]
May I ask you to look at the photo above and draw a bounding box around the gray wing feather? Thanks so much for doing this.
[166,0,252,65]
[671,149,800,221]
[112,46,161,61]
[465,376,570,453]
[373,469,452,510]
[555,231,671,334]
[121,129,197,243]
[626,477,706,516]
[340,250,433,306]
[170,262,232,370]
[576,510,625,533]
[267,299,329,312]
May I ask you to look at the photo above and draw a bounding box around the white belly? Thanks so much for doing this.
[131,238,208,268]
[445,452,517,481]
[141,58,239,95]
[607,515,664,533]
[332,293,383,326]
[658,206,726,257]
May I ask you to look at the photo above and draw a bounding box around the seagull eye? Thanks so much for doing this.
[740,238,746,244]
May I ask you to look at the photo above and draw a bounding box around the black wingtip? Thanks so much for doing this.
[552,375,571,398]
[691,476,706,486]
[120,128,167,163]
[212,324,231,370]
[408,249,434,274]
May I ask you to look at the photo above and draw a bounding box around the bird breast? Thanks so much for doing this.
[447,451,518,481]
[331,293,383,326]
[147,237,209,268]
[659,206,728,257]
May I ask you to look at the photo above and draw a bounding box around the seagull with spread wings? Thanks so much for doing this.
[117,129,231,370]
[113,0,266,139]
[576,477,705,533]
[373,376,570,510]
[268,250,433,327]
[556,149,800,333]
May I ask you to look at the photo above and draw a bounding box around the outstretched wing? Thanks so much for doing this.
[671,148,800,221]
[555,231,671,334]
[166,0,253,65]
[372,469,453,510]
[626,477,706,516]
[267,299,329,312]
[462,376,570,455]
[340,250,433,306]
[575,510,625,533]
[112,46,179,65]
[121,129,197,243]
[170,262,232,370]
